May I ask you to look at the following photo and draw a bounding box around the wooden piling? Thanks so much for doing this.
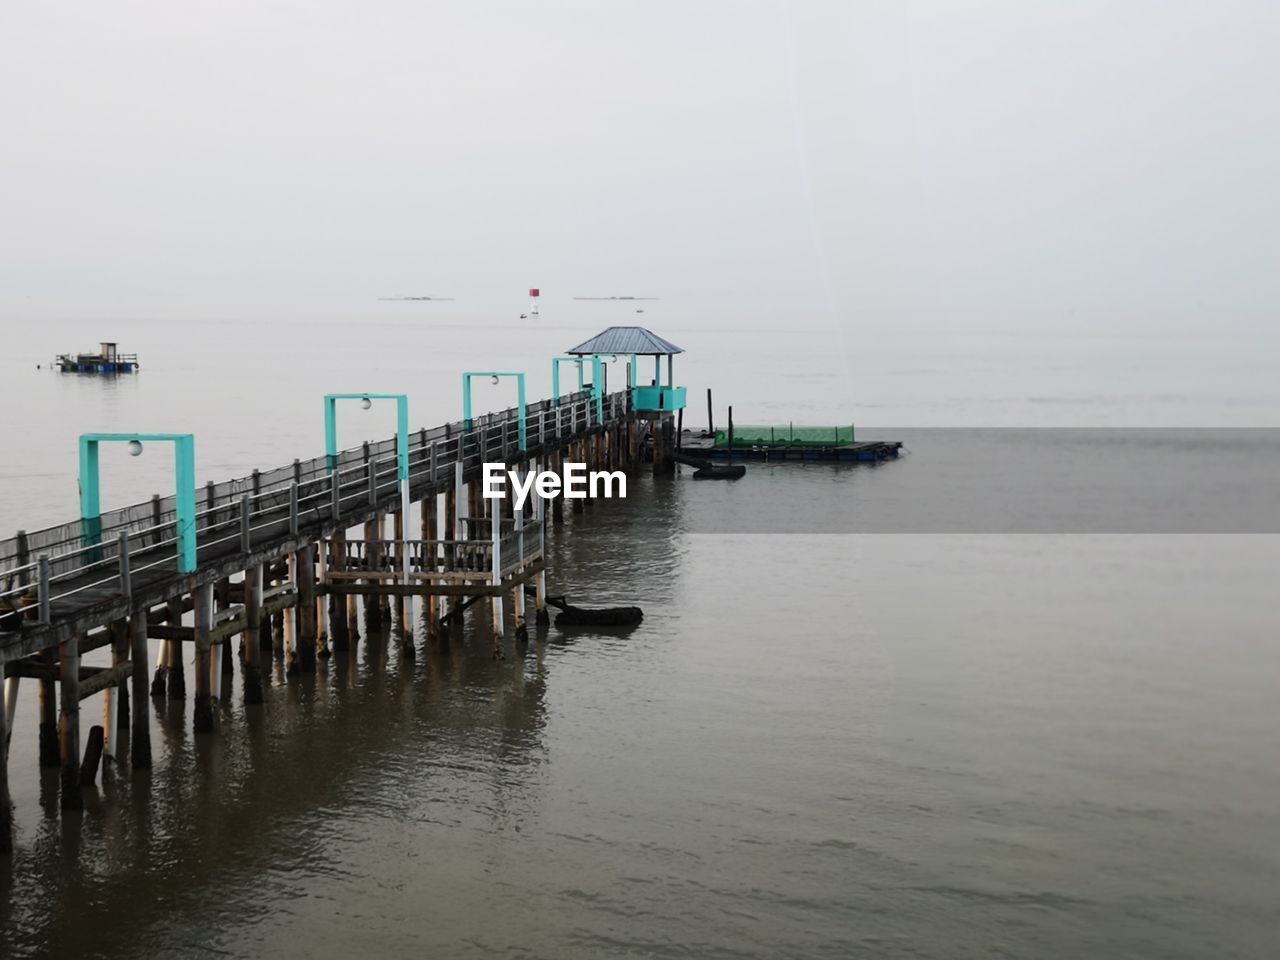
[243,564,264,704]
[80,725,104,787]
[421,498,441,643]
[193,583,214,734]
[105,619,129,760]
[274,559,288,657]
[129,609,151,768]
[3,676,15,756]
[294,544,317,673]
[375,511,391,623]
[38,651,58,767]
[59,634,83,809]
[392,508,407,637]
[329,531,350,651]
[166,596,186,699]
[490,509,504,658]
[149,624,167,698]
[216,577,234,687]
[0,676,10,852]
[362,518,381,631]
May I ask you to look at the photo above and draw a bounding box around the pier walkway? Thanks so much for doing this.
[0,387,661,840]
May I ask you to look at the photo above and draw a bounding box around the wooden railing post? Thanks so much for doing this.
[289,482,299,536]
[117,531,131,599]
[240,493,251,553]
[38,555,50,624]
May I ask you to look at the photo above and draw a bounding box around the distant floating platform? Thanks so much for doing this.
[55,341,139,374]
[680,436,902,463]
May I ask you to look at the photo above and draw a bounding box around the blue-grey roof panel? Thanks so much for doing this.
[566,326,684,355]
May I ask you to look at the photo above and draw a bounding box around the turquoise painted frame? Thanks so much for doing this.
[324,393,409,480]
[79,433,197,573]
[552,355,604,421]
[462,373,527,451]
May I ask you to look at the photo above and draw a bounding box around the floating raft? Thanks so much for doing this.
[55,341,138,374]
[681,436,901,463]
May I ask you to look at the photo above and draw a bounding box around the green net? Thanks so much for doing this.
[713,424,854,448]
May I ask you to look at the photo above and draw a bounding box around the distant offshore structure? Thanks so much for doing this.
[55,341,138,374]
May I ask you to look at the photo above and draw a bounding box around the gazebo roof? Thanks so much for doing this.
[566,326,684,356]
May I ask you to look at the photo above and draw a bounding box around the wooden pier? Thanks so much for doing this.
[0,385,677,850]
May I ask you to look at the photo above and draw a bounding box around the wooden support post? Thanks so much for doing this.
[535,468,549,625]
[294,544,317,673]
[80,725,104,787]
[375,511,391,623]
[104,619,129,760]
[316,540,330,659]
[393,508,407,636]
[329,531,350,651]
[346,570,361,645]
[0,674,10,853]
[129,609,151,768]
[442,494,455,620]
[275,558,289,657]
[281,591,294,666]
[243,564,264,704]
[193,583,214,734]
[260,578,275,651]
[3,676,16,754]
[490,511,504,658]
[166,596,186,699]
[361,518,380,631]
[38,651,58,767]
[150,602,168,697]
[216,577,234,689]
[513,584,527,642]
[59,634,83,809]
[421,497,440,643]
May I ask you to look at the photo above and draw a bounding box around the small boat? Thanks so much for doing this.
[674,451,746,480]
[555,604,644,627]
[692,464,745,480]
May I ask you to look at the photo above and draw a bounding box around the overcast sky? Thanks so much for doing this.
[3,1,1278,334]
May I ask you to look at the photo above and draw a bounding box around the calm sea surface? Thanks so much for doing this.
[1,316,1278,958]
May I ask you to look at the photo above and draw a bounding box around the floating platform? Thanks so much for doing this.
[680,436,902,463]
[55,341,138,374]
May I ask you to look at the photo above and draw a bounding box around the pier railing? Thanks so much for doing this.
[0,389,628,636]
[330,514,543,580]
